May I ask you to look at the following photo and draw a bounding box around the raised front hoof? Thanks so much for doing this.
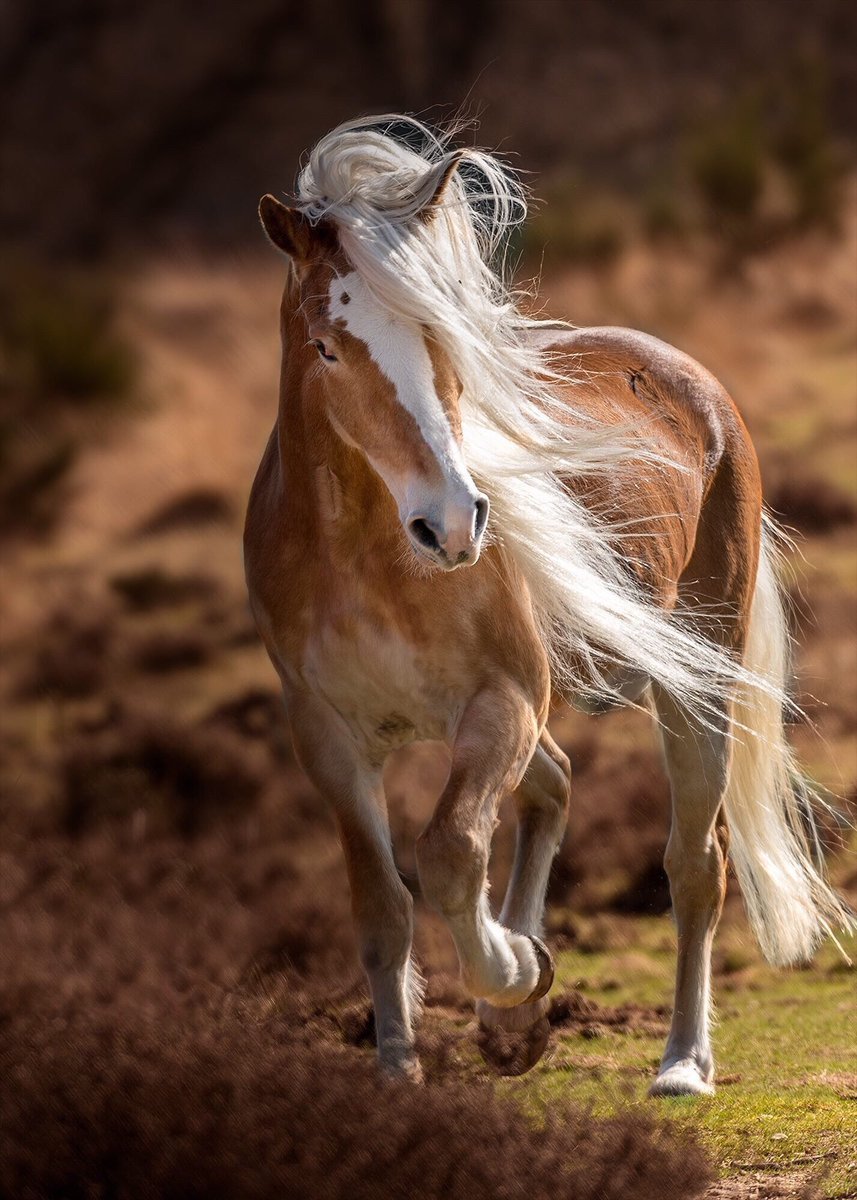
[525,935,555,1004]
[649,1062,715,1098]
[476,1013,551,1076]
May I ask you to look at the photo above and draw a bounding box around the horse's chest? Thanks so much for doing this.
[301,620,463,756]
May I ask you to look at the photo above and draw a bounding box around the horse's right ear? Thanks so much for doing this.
[258,195,313,259]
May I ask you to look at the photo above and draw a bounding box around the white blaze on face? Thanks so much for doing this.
[327,272,474,502]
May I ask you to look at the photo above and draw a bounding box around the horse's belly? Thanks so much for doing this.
[301,623,463,757]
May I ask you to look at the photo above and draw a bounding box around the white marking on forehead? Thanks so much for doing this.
[328,272,470,484]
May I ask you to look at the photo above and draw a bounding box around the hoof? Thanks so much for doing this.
[477,1013,551,1076]
[380,1054,424,1084]
[525,935,555,1003]
[649,1062,715,1098]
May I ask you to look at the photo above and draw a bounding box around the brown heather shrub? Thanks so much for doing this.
[59,711,263,836]
[129,629,213,673]
[0,424,76,538]
[0,268,135,403]
[548,989,670,1038]
[0,1009,711,1200]
[204,689,291,752]
[772,52,844,231]
[0,815,712,1200]
[520,180,625,268]
[110,566,221,612]
[611,860,672,916]
[0,265,136,539]
[767,474,857,535]
[244,904,360,982]
[549,748,671,911]
[689,98,765,226]
[135,487,234,536]
[17,604,115,699]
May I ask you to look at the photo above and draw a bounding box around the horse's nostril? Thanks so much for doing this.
[409,517,442,554]
[474,495,489,538]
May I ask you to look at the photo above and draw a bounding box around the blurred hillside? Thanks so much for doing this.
[3,0,856,255]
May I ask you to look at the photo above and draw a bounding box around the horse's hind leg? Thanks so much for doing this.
[476,731,570,1072]
[649,686,731,1097]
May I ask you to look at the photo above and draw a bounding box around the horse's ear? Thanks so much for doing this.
[418,152,465,222]
[258,195,314,259]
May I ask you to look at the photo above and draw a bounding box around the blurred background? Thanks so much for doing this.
[1,2,855,1196]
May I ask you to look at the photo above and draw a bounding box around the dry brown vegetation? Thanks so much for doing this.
[0,691,715,1198]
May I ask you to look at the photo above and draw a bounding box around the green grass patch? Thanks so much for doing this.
[507,917,857,1197]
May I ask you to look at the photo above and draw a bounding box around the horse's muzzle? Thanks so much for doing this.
[406,493,489,569]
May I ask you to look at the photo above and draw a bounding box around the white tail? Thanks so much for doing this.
[723,518,855,965]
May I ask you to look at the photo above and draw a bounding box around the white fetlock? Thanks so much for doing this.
[479,931,553,1009]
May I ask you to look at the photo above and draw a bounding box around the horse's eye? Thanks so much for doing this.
[310,339,337,362]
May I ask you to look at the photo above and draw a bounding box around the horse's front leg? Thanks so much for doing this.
[288,692,422,1080]
[475,731,570,1069]
[415,683,552,1009]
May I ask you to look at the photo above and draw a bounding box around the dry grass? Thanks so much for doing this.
[0,717,713,1200]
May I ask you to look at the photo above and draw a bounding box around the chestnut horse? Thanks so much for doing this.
[245,116,852,1092]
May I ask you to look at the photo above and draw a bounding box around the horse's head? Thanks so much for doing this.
[259,193,489,570]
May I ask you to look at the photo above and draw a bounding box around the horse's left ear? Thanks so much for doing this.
[258,194,314,259]
[418,152,465,222]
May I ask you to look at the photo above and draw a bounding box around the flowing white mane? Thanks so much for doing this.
[292,114,773,720]
[284,115,854,962]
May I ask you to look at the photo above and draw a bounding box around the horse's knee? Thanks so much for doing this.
[350,873,410,974]
[416,823,487,917]
[360,925,411,975]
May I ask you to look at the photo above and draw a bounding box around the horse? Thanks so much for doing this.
[244,114,853,1093]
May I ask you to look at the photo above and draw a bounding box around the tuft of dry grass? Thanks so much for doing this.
[16,604,116,700]
[0,750,713,1200]
[0,1013,711,1200]
[135,487,235,536]
[59,709,263,836]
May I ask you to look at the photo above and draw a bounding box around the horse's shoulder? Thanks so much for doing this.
[244,429,303,625]
[245,429,282,553]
